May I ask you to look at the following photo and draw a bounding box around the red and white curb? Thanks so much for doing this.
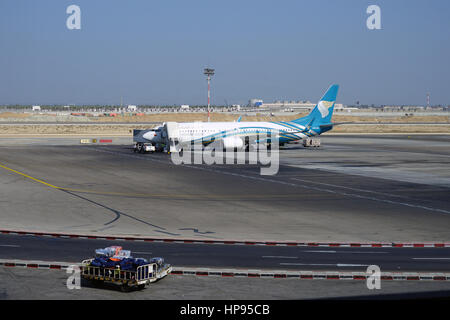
[0,259,73,270]
[1,229,449,248]
[171,267,450,281]
[1,260,449,281]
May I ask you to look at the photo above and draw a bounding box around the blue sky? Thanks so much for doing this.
[0,0,449,106]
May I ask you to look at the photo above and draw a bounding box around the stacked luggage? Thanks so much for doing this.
[81,246,172,291]
[89,246,150,271]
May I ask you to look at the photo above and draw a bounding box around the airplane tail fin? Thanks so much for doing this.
[292,84,339,130]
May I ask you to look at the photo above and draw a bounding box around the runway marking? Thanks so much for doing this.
[91,148,450,215]
[0,244,20,247]
[323,144,450,159]
[302,250,388,254]
[302,250,337,253]
[412,258,450,260]
[198,167,450,215]
[59,188,306,200]
[0,158,309,200]
[132,251,153,255]
[0,161,175,233]
[193,168,450,215]
[337,264,372,267]
[280,263,371,267]
[0,163,59,189]
[291,178,411,199]
[341,251,389,254]
[262,256,298,259]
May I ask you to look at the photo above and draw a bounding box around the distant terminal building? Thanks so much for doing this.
[381,105,425,112]
[32,105,41,111]
[127,105,137,111]
[263,100,316,111]
[249,99,263,107]
[248,99,346,111]
[180,104,190,110]
[381,105,445,112]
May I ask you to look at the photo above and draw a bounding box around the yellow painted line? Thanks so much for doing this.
[61,187,310,199]
[0,162,308,200]
[60,187,295,198]
[0,163,60,189]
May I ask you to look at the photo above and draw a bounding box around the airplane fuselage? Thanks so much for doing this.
[138,84,339,151]
[177,121,317,145]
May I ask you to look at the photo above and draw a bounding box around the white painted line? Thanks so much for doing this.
[412,258,450,260]
[302,250,337,253]
[303,250,389,254]
[280,263,371,267]
[280,263,335,266]
[0,244,20,247]
[93,148,450,215]
[262,256,298,259]
[344,251,389,254]
[291,177,411,199]
[184,155,450,215]
[132,251,153,255]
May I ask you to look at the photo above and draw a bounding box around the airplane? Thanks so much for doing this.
[134,84,339,152]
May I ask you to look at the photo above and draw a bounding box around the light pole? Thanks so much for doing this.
[203,68,215,122]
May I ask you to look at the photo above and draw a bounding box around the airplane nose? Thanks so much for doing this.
[142,131,156,140]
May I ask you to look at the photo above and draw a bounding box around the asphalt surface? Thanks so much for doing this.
[0,134,449,299]
[0,135,449,243]
[4,267,450,299]
[1,234,450,272]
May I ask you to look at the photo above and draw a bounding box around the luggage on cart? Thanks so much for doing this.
[81,247,172,291]
[95,246,123,258]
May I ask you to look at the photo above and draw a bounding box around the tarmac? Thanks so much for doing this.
[1,234,450,272]
[0,134,449,242]
[1,134,449,299]
[2,267,450,300]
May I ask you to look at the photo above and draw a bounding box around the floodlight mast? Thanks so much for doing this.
[203,68,215,122]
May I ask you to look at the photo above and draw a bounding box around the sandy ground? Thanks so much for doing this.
[0,125,149,135]
[332,124,450,133]
[1,111,449,123]
[0,112,449,134]
[0,112,31,119]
